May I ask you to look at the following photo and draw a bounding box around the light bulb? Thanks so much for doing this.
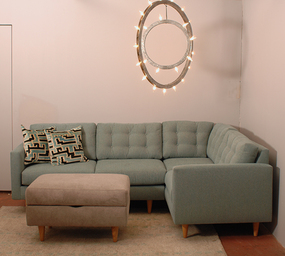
[183,22,189,27]
[187,56,193,61]
[143,26,147,30]
[143,59,147,63]
[153,85,157,91]
[188,66,191,69]
[140,11,144,16]
[133,44,139,48]
[136,62,142,66]
[156,68,160,73]
[173,86,177,91]
[148,1,152,5]
[175,67,178,72]
[163,89,166,94]
[135,26,140,30]
[142,75,147,81]
[181,79,185,82]
[192,51,195,55]
[159,15,162,21]
[181,7,185,11]
[190,36,196,41]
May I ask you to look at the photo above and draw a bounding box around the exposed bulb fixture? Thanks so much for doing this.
[135,0,194,92]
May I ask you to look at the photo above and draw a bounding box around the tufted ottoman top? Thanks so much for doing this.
[26,173,130,207]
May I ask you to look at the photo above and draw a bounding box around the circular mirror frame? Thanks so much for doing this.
[136,0,194,89]
[142,19,191,70]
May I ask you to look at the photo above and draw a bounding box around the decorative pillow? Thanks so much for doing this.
[45,126,88,166]
[21,125,55,165]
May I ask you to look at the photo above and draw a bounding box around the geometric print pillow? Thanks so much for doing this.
[44,126,88,166]
[21,125,55,165]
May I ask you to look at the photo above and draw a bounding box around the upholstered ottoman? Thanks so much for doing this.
[26,173,130,242]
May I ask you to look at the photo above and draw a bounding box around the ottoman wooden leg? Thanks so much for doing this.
[38,226,45,241]
[111,227,119,242]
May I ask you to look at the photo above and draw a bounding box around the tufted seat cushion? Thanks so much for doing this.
[162,121,214,159]
[96,123,162,159]
[207,123,259,164]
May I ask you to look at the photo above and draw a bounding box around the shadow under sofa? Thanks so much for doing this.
[10,121,273,237]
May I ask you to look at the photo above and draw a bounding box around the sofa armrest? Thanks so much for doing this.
[10,143,25,199]
[166,163,273,225]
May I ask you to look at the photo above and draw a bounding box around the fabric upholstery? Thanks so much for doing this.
[163,121,213,159]
[30,123,96,160]
[22,160,96,186]
[130,185,165,200]
[207,123,259,164]
[96,123,162,159]
[165,163,273,225]
[26,173,130,228]
[45,126,88,166]
[95,159,166,185]
[163,157,213,172]
[26,206,129,227]
[21,125,55,165]
[26,173,130,207]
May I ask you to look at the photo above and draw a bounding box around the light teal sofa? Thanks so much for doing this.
[10,121,272,237]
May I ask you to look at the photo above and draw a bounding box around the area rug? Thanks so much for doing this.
[0,206,227,256]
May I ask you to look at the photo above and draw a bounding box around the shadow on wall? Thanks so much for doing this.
[197,19,242,79]
[240,127,279,234]
[19,94,58,126]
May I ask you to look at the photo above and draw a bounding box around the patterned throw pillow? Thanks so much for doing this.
[45,126,88,166]
[21,125,55,165]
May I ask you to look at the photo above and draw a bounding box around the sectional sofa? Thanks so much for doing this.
[10,121,273,237]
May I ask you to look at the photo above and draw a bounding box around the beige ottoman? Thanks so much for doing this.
[26,173,130,242]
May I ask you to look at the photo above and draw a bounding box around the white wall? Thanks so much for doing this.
[0,0,242,150]
[241,0,285,247]
[0,25,12,190]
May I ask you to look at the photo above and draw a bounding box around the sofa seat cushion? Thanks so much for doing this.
[163,158,214,172]
[95,159,166,186]
[22,160,96,186]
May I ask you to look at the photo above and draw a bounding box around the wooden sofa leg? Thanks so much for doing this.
[38,226,45,241]
[253,222,259,236]
[112,227,119,242]
[147,200,153,214]
[182,224,189,238]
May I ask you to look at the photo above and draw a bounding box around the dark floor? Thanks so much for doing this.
[1,191,285,256]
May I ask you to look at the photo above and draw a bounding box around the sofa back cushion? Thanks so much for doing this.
[207,123,259,164]
[30,123,96,160]
[96,123,162,159]
[163,121,214,159]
